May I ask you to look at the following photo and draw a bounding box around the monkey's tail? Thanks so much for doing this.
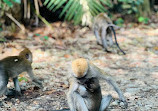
[110,26,126,55]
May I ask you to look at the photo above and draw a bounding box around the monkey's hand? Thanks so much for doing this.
[32,78,43,89]
[103,48,112,53]
[15,90,22,97]
[119,99,128,109]
[6,89,22,97]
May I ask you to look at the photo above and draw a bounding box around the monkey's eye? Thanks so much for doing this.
[14,59,18,62]
[25,53,29,59]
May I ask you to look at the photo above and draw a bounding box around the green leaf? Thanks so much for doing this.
[0,38,7,42]
[89,2,100,15]
[68,1,80,21]
[132,7,137,12]
[65,1,77,20]
[74,5,82,21]
[53,0,67,11]
[118,0,127,2]
[59,0,73,18]
[44,36,49,40]
[35,33,41,36]
[12,0,21,4]
[138,16,144,22]
[44,0,50,5]
[89,8,97,16]
[46,0,56,9]
[92,0,106,12]
[127,10,132,14]
[144,18,149,24]
[18,77,28,82]
[74,5,83,25]
[49,0,61,11]
[115,18,124,27]
[3,0,13,7]
[122,4,131,9]
[138,16,149,24]
[100,0,113,8]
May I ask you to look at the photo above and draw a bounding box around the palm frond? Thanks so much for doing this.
[44,0,108,25]
[53,0,67,12]
[49,0,61,10]
[74,5,83,24]
[59,0,74,18]
[100,0,113,8]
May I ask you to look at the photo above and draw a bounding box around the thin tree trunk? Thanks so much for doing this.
[137,0,151,17]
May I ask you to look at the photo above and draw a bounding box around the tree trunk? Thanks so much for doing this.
[137,0,151,17]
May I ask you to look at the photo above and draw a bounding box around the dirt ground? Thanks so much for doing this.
[0,24,158,111]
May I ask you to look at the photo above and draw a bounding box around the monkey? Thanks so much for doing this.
[67,58,128,111]
[93,13,126,55]
[0,48,43,99]
[79,77,100,93]
[68,77,108,111]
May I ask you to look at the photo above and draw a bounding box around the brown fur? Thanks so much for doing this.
[19,48,32,63]
[71,58,88,78]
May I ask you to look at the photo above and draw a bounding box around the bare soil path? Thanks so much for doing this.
[0,25,158,111]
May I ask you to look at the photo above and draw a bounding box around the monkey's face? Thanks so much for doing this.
[77,76,88,84]
[78,77,100,92]
[19,48,32,62]
[72,58,88,78]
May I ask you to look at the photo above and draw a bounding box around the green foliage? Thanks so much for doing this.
[118,0,144,14]
[35,33,41,36]
[18,77,28,82]
[34,34,49,41]
[2,0,13,7]
[0,23,2,31]
[44,36,49,40]
[44,0,108,24]
[12,0,21,4]
[0,0,21,31]
[0,37,7,42]
[138,16,149,24]
[115,18,124,27]
[1,0,21,8]
[100,0,113,8]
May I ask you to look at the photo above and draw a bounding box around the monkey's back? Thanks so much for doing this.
[0,56,31,78]
[93,13,112,30]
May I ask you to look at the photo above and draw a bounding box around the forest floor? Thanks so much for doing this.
[0,22,158,111]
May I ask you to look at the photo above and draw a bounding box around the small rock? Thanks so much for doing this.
[120,102,125,106]
[126,88,140,93]
[111,100,119,106]
[11,107,16,111]
[145,104,152,110]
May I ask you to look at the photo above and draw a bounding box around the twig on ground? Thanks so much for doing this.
[5,13,26,33]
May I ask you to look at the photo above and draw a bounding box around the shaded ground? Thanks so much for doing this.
[0,23,158,111]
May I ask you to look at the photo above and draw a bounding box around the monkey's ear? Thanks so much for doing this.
[19,48,33,62]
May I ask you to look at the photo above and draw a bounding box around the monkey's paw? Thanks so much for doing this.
[32,79,43,89]
[15,91,22,97]
[6,89,22,97]
[119,99,128,109]
[103,49,112,53]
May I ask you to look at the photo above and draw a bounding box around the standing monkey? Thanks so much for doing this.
[93,13,126,55]
[67,58,128,111]
[0,48,43,98]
